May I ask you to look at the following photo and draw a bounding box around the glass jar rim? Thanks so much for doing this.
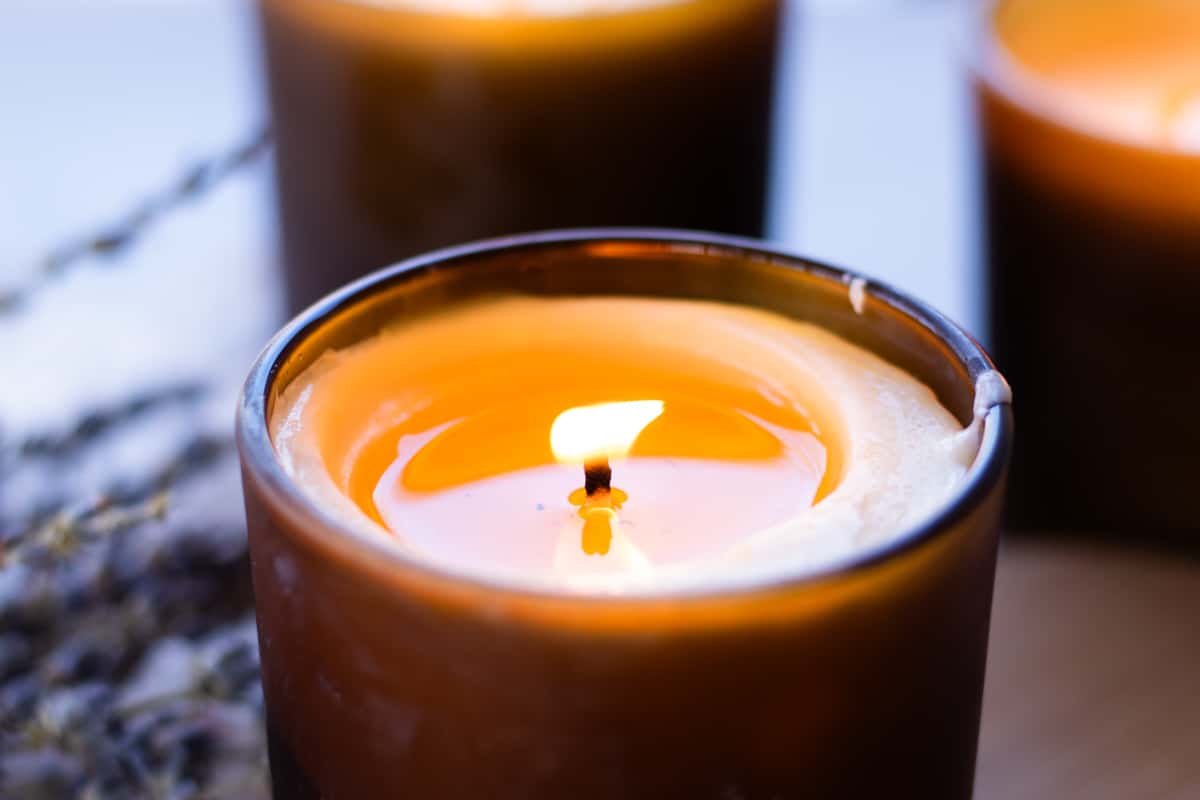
[962,0,1200,158]
[237,228,1012,604]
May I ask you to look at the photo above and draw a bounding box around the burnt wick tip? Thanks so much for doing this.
[584,458,612,497]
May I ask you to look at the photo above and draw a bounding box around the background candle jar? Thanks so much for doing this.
[238,230,1012,799]
[255,0,783,312]
[971,0,1200,541]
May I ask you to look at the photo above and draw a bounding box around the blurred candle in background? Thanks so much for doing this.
[256,0,784,311]
[972,0,1200,541]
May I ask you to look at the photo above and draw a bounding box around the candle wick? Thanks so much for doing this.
[584,457,612,497]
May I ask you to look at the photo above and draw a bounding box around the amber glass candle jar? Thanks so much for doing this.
[255,0,783,311]
[238,231,1012,799]
[971,0,1200,540]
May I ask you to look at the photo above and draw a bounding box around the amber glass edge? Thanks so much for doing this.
[236,228,1014,604]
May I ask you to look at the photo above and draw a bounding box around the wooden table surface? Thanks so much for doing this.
[979,538,1200,800]
[3,3,1198,798]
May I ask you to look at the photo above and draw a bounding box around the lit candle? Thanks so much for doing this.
[239,232,1013,798]
[270,294,986,593]
[973,0,1200,539]
[256,0,783,311]
[549,400,661,570]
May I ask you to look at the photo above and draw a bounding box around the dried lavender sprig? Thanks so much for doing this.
[2,492,170,569]
[3,628,264,797]
[112,644,262,722]
[0,576,266,798]
[0,128,271,316]
[5,382,207,468]
[2,433,231,568]
[1,530,254,687]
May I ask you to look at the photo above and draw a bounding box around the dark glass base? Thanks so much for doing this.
[267,723,320,800]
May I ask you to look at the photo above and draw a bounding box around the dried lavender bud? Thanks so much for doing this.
[200,644,260,702]
[1,674,41,729]
[0,634,32,681]
[40,635,120,686]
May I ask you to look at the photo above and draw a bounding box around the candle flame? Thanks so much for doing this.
[549,400,664,463]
